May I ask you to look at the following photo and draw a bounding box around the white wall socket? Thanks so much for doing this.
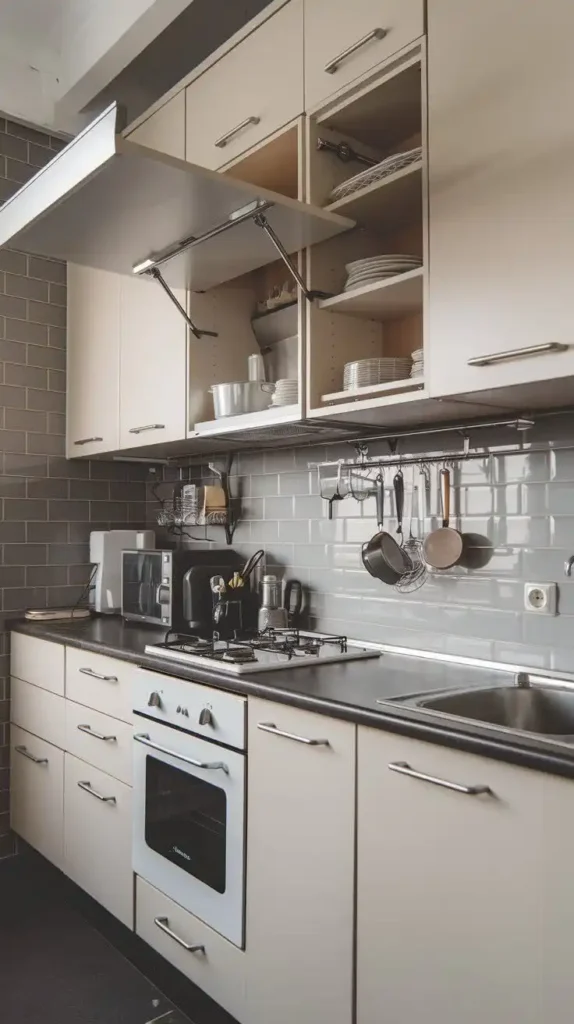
[524,582,558,615]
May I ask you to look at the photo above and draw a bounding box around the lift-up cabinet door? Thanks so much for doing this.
[427,0,574,400]
[0,103,353,293]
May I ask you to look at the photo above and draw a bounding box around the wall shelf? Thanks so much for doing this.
[318,268,423,322]
[251,301,298,345]
[324,161,423,231]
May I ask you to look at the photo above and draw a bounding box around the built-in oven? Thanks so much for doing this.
[133,669,246,948]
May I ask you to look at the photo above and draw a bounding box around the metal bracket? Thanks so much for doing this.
[148,268,218,340]
[253,212,332,303]
[317,137,377,168]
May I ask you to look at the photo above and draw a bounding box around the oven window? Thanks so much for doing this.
[144,755,227,893]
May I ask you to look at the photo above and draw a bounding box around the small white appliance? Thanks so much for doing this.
[133,672,246,947]
[90,530,155,613]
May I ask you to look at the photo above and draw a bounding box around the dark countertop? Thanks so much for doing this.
[11,617,574,779]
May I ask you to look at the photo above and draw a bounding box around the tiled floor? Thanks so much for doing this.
[0,851,238,1024]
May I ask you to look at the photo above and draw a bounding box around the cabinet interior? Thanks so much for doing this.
[306,50,425,414]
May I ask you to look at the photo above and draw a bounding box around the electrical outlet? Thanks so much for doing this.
[524,582,558,615]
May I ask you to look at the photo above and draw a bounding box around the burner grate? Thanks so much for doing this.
[154,628,350,662]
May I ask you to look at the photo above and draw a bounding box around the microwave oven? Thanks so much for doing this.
[121,549,241,631]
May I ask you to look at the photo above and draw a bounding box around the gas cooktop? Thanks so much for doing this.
[145,628,380,675]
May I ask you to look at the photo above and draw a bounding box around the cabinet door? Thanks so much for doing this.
[11,725,64,869]
[357,727,561,1024]
[127,92,185,159]
[65,699,133,786]
[186,2,303,171]
[64,753,133,927]
[246,698,355,1024]
[119,274,187,448]
[11,677,65,750]
[66,263,120,456]
[305,0,423,111]
[65,647,134,724]
[11,633,64,695]
[428,0,574,398]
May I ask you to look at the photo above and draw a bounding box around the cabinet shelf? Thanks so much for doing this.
[324,161,423,231]
[192,402,300,439]
[251,301,298,345]
[321,376,423,404]
[318,268,423,322]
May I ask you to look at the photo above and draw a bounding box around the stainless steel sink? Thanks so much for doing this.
[416,685,574,736]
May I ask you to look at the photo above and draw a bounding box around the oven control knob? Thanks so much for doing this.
[148,691,162,709]
[199,708,214,727]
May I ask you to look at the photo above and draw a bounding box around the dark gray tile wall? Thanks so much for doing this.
[0,117,148,859]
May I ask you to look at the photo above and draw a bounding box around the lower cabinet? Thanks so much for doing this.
[64,753,133,928]
[10,725,64,870]
[136,877,247,1021]
[245,698,355,1024]
[357,726,574,1024]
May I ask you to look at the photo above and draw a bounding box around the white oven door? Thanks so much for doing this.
[133,718,245,948]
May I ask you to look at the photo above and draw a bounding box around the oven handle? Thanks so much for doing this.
[134,732,230,774]
[154,916,206,954]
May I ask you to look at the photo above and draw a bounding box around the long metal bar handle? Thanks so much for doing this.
[468,342,568,367]
[15,745,48,765]
[79,667,118,682]
[74,437,103,446]
[388,761,492,796]
[77,780,117,803]
[257,722,330,747]
[215,115,260,149]
[128,424,166,434]
[77,724,117,743]
[325,28,387,74]
[134,733,230,774]
[154,916,206,954]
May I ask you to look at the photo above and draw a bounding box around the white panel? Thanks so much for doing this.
[65,700,133,786]
[11,633,65,695]
[65,648,134,724]
[11,725,64,869]
[11,677,66,750]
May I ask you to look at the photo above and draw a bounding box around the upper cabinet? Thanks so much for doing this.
[186,1,304,171]
[126,92,185,160]
[304,0,424,112]
[66,264,120,457]
[428,0,574,401]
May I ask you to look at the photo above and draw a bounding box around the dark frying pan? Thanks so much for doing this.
[362,476,412,584]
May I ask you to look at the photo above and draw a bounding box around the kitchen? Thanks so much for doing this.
[1,2,574,1023]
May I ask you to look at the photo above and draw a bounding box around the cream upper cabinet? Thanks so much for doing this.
[304,0,424,111]
[119,274,187,448]
[67,263,121,457]
[246,698,355,1024]
[428,0,574,400]
[357,726,574,1024]
[126,92,185,160]
[186,2,303,171]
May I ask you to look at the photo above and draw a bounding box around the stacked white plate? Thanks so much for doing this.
[411,348,424,378]
[329,147,422,204]
[271,378,299,406]
[343,357,413,390]
[344,254,422,292]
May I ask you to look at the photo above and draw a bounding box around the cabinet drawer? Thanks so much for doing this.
[305,0,424,111]
[11,633,64,695]
[11,725,64,869]
[136,877,247,1021]
[11,677,65,749]
[66,648,133,724]
[185,1,303,171]
[64,753,133,927]
[65,700,133,786]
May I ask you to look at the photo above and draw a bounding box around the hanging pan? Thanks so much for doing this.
[423,467,463,570]
[362,474,412,585]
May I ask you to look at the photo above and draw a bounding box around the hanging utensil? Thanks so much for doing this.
[423,467,464,570]
[396,469,427,593]
[362,475,412,585]
[394,470,405,536]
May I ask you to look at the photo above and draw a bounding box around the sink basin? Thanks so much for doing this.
[417,685,574,736]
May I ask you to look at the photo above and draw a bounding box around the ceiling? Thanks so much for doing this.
[0,0,63,58]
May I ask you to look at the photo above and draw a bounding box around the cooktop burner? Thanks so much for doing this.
[145,628,380,675]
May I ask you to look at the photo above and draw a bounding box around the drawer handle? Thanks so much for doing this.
[134,732,229,774]
[468,342,568,367]
[77,780,117,803]
[325,28,388,74]
[215,115,261,149]
[73,437,103,446]
[128,423,166,434]
[388,761,492,796]
[77,724,117,743]
[15,745,48,765]
[79,667,118,682]
[154,916,205,954]
[257,722,330,747]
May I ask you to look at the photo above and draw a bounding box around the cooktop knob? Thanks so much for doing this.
[148,691,162,709]
[199,707,214,727]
